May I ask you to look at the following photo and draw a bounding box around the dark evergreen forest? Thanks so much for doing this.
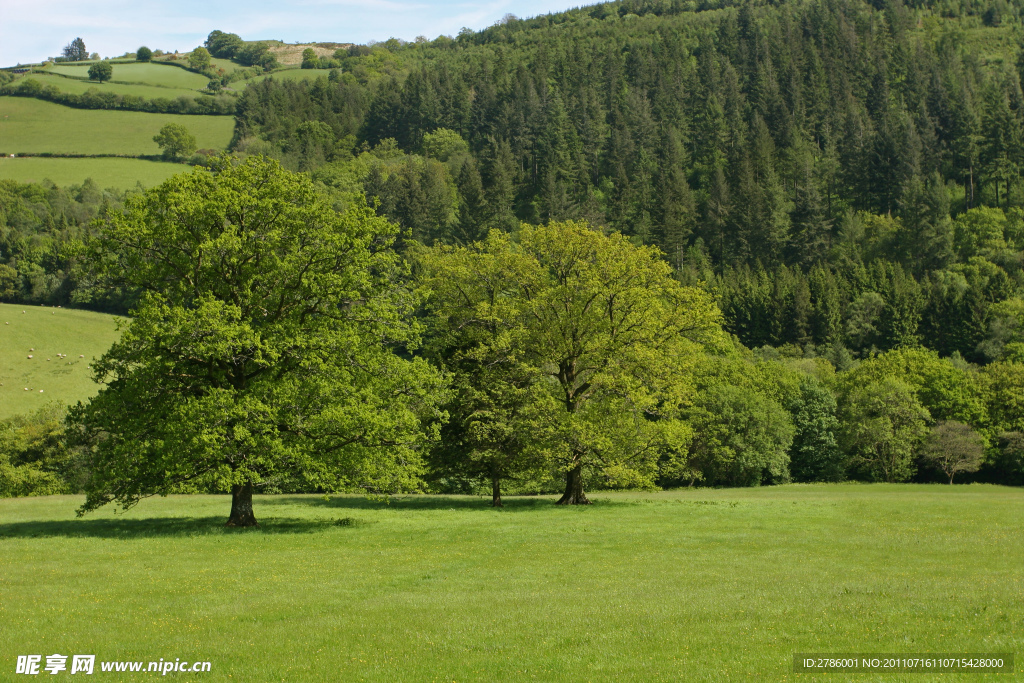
[221,0,1024,364]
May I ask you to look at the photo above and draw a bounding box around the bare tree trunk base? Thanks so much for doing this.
[555,465,591,505]
[491,475,504,507]
[226,482,259,527]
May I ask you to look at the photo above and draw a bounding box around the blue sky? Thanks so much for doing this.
[2,0,581,67]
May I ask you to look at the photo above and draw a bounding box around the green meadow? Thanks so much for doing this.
[0,97,235,155]
[253,68,337,83]
[0,486,1020,681]
[0,304,121,419]
[46,62,211,90]
[0,156,184,190]
[207,57,244,73]
[11,72,207,100]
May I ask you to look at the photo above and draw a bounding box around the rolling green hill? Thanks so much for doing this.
[0,156,186,189]
[10,71,207,100]
[0,96,234,155]
[0,304,121,419]
[46,62,211,89]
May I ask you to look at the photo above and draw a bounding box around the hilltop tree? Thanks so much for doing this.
[61,37,87,62]
[153,123,196,161]
[188,46,212,71]
[136,46,152,62]
[72,156,443,526]
[87,62,112,83]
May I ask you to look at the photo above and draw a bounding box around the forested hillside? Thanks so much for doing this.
[5,0,1024,497]
[214,0,1024,364]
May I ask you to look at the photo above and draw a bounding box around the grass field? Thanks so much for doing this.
[0,304,121,419]
[208,57,244,73]
[252,68,337,84]
[0,156,185,190]
[1,485,1020,681]
[11,72,206,100]
[0,97,235,155]
[46,63,210,90]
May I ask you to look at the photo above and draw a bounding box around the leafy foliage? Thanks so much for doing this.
[919,421,985,483]
[72,156,444,522]
[153,123,197,161]
[87,63,112,83]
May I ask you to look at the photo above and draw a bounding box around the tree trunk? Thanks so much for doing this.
[491,474,503,508]
[556,464,591,505]
[226,482,258,527]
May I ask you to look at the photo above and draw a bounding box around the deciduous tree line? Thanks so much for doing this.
[3,158,1024,527]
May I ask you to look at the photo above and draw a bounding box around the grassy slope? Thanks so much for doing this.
[10,72,205,100]
[0,156,185,190]
[250,68,337,84]
[0,97,234,155]
[0,304,120,419]
[46,63,210,89]
[0,486,1020,681]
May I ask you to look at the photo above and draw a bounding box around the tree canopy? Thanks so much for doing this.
[72,156,443,525]
[153,123,197,161]
[421,223,724,504]
[87,62,112,83]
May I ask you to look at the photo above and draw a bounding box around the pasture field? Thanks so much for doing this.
[0,156,184,190]
[1,485,1021,681]
[208,57,244,73]
[0,97,234,155]
[10,72,206,100]
[46,63,210,90]
[0,304,121,419]
[252,68,337,84]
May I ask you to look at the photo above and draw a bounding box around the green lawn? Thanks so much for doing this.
[0,97,235,155]
[12,72,206,100]
[46,63,210,90]
[0,304,121,419]
[0,156,186,190]
[1,485,1020,681]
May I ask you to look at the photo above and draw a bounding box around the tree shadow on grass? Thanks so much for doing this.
[261,495,582,512]
[0,516,352,540]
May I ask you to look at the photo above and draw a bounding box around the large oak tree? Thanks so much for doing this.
[73,156,443,525]
[422,223,724,505]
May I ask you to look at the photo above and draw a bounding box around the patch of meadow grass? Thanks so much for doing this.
[45,63,210,90]
[0,304,120,419]
[0,157,186,192]
[0,97,234,155]
[1,485,1021,681]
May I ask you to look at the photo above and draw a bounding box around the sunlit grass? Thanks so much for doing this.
[1,485,1020,681]
[45,63,210,90]
[9,72,208,101]
[0,97,234,156]
[0,157,185,191]
[0,304,120,419]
